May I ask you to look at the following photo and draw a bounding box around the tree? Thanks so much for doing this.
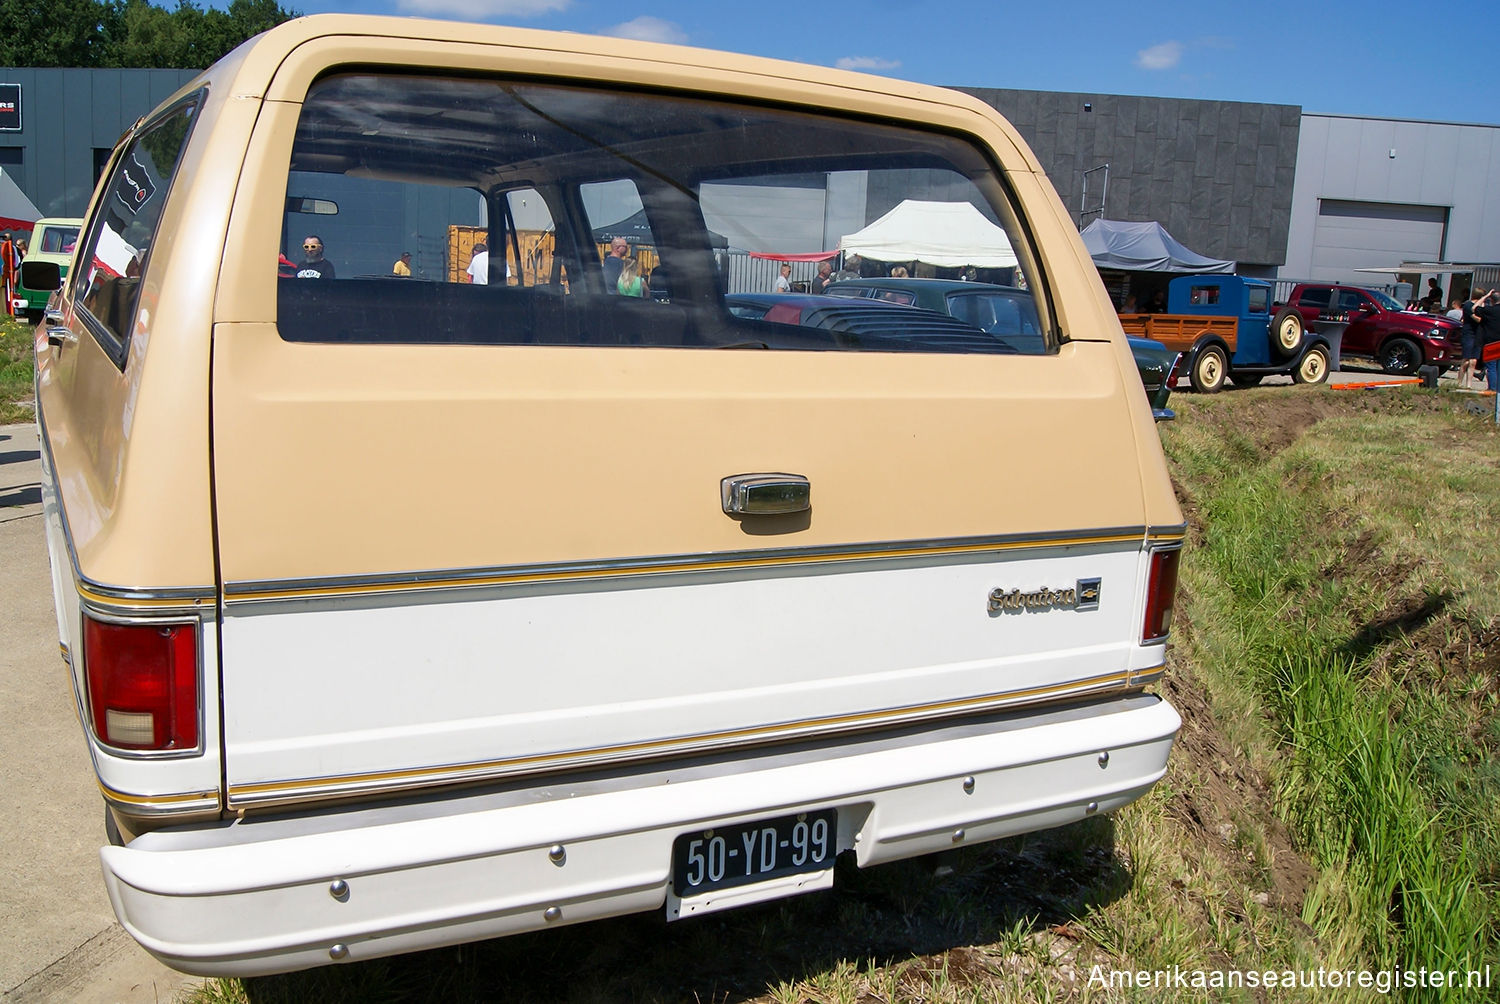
[0,0,298,69]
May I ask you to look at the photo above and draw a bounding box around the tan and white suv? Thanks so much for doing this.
[27,14,1184,977]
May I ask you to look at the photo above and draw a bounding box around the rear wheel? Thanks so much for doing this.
[1293,345,1330,385]
[1378,337,1421,375]
[1190,345,1227,393]
[1271,308,1305,358]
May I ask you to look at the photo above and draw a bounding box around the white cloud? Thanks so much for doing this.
[396,0,570,18]
[604,16,689,44]
[1135,41,1182,71]
[835,56,901,72]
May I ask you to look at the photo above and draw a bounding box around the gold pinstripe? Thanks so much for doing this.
[224,529,1187,604]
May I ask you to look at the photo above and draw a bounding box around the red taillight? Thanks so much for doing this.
[83,615,199,751]
[1142,547,1181,643]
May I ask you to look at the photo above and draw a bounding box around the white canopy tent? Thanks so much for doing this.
[838,200,1018,268]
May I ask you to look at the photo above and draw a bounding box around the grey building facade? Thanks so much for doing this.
[0,67,197,219]
[960,87,1303,277]
[2,67,1495,294]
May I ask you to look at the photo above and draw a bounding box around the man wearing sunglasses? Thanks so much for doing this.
[296,235,335,280]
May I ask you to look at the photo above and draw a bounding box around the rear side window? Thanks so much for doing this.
[275,74,1046,356]
[1297,288,1331,310]
[39,226,78,254]
[1247,287,1268,313]
[74,97,199,366]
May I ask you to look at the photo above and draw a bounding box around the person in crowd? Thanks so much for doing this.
[1144,289,1167,313]
[890,265,909,278]
[0,232,16,312]
[617,257,648,297]
[392,251,412,276]
[1474,289,1500,390]
[835,255,863,282]
[1421,277,1443,311]
[1121,294,1139,313]
[296,235,335,279]
[773,262,792,293]
[811,261,834,293]
[466,242,489,284]
[1458,294,1481,390]
[602,237,630,292]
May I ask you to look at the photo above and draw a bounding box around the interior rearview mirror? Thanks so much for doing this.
[286,197,338,216]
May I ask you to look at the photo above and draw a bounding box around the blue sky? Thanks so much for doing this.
[245,0,1495,124]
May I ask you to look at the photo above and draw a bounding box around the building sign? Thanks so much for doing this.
[0,84,19,132]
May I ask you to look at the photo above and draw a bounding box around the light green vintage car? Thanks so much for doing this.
[15,217,82,323]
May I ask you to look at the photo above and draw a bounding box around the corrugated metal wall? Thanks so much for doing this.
[0,68,199,218]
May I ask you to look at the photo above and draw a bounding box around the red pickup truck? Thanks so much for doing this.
[1279,283,1462,375]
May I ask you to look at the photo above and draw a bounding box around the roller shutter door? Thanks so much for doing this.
[1310,200,1446,279]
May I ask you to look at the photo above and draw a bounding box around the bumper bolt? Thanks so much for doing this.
[1097,751,1110,768]
[329,879,349,901]
[544,906,562,922]
[962,776,975,794]
[329,943,349,960]
[952,828,965,843]
[1086,802,1099,815]
[548,844,566,866]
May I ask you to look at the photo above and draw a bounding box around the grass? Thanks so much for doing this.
[147,385,1496,1002]
[0,316,35,424]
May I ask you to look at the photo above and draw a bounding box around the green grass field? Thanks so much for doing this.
[0,317,35,424]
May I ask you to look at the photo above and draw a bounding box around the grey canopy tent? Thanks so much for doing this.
[0,167,40,233]
[1080,219,1235,273]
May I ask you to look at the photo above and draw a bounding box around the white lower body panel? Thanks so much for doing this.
[102,695,1179,977]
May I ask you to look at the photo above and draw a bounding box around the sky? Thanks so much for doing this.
[236,0,1498,125]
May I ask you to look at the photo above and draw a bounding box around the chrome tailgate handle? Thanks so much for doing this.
[721,473,810,516]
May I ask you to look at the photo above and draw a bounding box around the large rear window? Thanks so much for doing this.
[275,74,1048,356]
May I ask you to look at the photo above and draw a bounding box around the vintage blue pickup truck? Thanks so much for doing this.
[1121,275,1333,391]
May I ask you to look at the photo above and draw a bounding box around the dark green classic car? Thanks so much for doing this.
[825,277,1179,420]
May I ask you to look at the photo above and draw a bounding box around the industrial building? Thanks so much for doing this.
[1,66,1496,296]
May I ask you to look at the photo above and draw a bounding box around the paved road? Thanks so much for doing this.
[0,422,198,1003]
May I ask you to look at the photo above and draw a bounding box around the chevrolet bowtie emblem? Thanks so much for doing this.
[988,578,1101,614]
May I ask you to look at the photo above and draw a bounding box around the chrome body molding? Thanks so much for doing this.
[101,780,221,818]
[223,525,1186,606]
[224,666,1164,808]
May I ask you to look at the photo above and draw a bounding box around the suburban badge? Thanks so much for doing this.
[988,578,1101,614]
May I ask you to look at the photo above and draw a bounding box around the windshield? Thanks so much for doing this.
[1368,288,1404,311]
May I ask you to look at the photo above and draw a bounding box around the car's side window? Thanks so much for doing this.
[72,95,200,367]
[1298,288,1331,311]
[1335,289,1367,314]
[1247,287,1269,313]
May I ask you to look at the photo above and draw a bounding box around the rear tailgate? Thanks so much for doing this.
[206,42,1173,812]
[210,339,1162,808]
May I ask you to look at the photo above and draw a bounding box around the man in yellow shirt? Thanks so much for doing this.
[392,251,411,276]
